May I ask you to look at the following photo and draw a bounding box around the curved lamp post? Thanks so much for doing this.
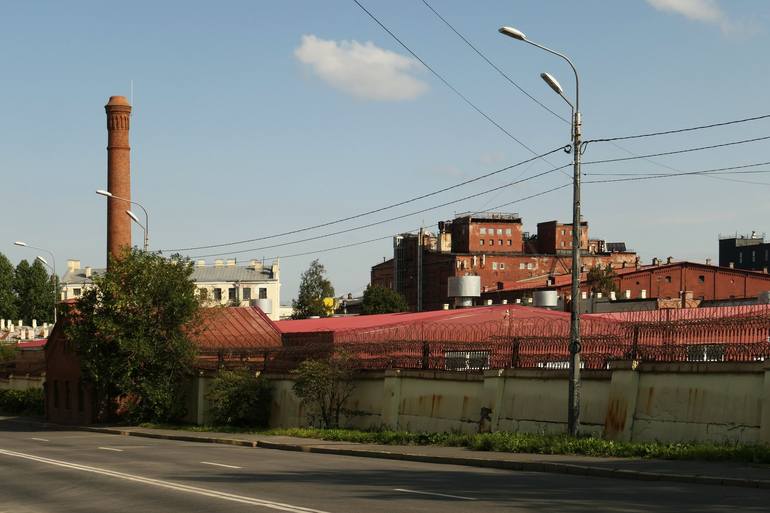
[499,26,583,436]
[96,189,149,251]
[14,241,58,323]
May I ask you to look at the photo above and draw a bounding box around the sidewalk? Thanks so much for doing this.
[84,424,770,489]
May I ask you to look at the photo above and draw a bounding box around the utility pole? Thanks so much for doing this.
[498,25,583,436]
[417,227,424,312]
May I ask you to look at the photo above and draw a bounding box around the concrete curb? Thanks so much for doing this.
[80,426,770,490]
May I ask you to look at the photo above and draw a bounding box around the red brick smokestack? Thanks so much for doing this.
[105,96,132,265]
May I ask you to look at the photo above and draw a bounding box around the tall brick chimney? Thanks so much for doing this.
[105,96,132,265]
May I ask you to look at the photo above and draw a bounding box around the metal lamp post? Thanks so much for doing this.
[14,241,58,323]
[499,26,583,436]
[96,189,150,251]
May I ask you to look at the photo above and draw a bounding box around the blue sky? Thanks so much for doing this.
[2,0,769,303]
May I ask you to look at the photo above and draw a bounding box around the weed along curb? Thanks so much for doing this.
[82,426,770,490]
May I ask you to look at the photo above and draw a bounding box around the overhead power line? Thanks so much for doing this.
[587,113,770,144]
[584,160,770,184]
[161,145,568,253]
[241,183,571,262]
[582,135,770,166]
[419,0,568,124]
[188,163,571,259]
[350,0,569,174]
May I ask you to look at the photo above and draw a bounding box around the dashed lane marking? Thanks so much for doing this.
[98,447,124,452]
[29,438,49,442]
[0,448,331,513]
[200,461,243,469]
[393,488,477,501]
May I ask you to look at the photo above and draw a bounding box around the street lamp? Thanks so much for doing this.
[96,189,150,251]
[13,241,58,323]
[499,25,583,436]
[126,210,147,251]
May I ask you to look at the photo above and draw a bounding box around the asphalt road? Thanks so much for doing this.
[0,419,767,513]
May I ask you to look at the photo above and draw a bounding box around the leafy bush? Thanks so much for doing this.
[207,369,272,427]
[0,388,44,416]
[292,353,355,428]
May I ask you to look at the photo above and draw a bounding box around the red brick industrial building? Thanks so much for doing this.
[480,260,770,307]
[371,213,635,311]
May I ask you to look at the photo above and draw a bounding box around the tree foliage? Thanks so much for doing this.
[361,284,408,315]
[291,259,335,319]
[66,248,200,422]
[13,259,55,324]
[586,265,618,296]
[292,352,356,429]
[206,369,272,427]
[0,253,16,321]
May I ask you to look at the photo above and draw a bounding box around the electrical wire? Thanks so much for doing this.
[586,113,770,144]
[250,183,571,262]
[161,145,568,252]
[188,163,571,259]
[419,0,569,124]
[582,135,770,166]
[583,160,770,184]
[350,0,570,180]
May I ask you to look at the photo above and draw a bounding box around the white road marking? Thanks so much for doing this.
[393,488,476,501]
[200,461,242,469]
[98,447,124,452]
[0,448,330,513]
[29,437,49,442]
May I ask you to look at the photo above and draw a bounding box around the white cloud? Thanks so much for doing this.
[294,34,428,101]
[645,0,749,35]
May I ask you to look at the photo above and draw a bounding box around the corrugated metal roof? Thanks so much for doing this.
[190,307,282,352]
[276,305,568,334]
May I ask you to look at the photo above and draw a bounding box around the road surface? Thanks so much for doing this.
[0,419,766,512]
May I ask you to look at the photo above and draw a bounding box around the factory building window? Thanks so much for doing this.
[492,262,498,270]
[506,228,512,235]
[498,239,503,246]
[507,240,512,246]
[73,288,81,296]
[752,251,756,263]
[242,287,252,300]
[519,263,526,269]
[259,288,268,299]
[199,288,208,300]
[665,276,672,283]
[497,228,503,235]
[698,275,705,283]
[527,263,534,270]
[480,227,487,235]
[213,288,222,301]
[480,239,485,246]
[500,263,505,270]
[489,239,494,245]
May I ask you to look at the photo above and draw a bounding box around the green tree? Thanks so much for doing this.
[361,284,408,315]
[206,369,272,427]
[13,259,55,324]
[291,259,335,319]
[0,253,17,321]
[292,352,355,428]
[66,248,200,422]
[586,265,618,296]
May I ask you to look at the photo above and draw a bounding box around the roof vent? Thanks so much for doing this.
[214,259,224,268]
[196,260,206,267]
[226,259,236,267]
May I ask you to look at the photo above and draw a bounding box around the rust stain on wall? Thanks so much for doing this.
[604,398,628,435]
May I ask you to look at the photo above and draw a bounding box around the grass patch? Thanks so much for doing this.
[138,422,770,464]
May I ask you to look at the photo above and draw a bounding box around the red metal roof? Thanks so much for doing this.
[17,339,47,349]
[276,305,569,334]
[190,307,282,352]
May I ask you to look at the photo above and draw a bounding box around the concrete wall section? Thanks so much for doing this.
[631,363,764,443]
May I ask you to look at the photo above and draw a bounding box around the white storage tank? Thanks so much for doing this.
[447,276,481,308]
[533,290,558,308]
[251,298,273,315]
